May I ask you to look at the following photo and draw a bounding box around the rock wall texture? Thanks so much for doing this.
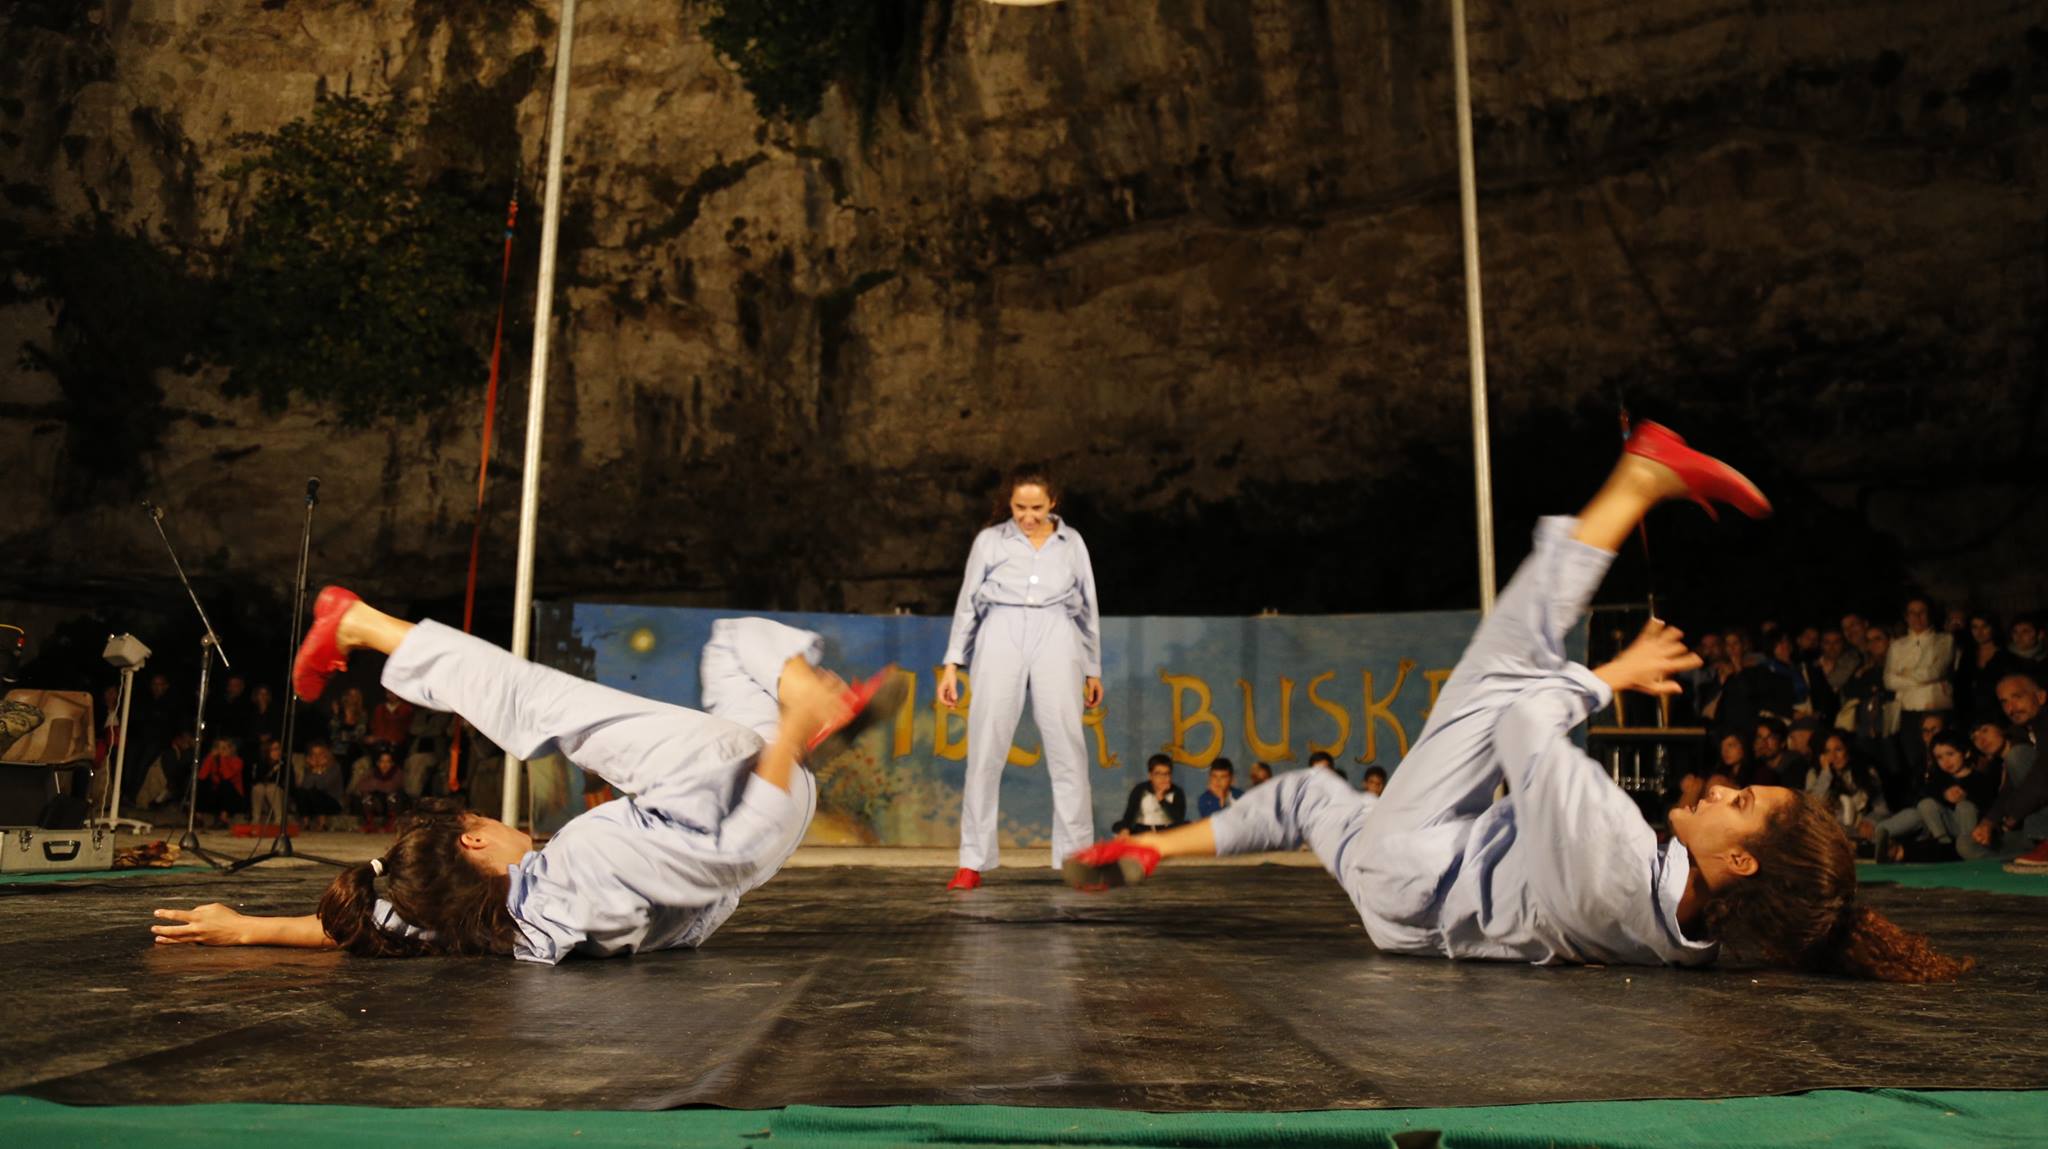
[1,0,2043,637]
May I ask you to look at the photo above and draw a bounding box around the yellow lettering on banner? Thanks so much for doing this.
[1422,668,1454,722]
[891,667,918,759]
[932,665,969,762]
[1237,676,1295,762]
[1160,670,1223,767]
[1357,659,1417,765]
[929,666,1042,767]
[1305,671,1349,758]
[1085,706,1121,768]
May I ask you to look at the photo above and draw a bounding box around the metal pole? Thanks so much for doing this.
[506,0,579,825]
[1450,0,1497,614]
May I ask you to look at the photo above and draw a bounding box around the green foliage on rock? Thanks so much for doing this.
[218,95,498,423]
[697,0,934,129]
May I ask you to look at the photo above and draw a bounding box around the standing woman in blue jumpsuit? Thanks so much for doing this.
[939,464,1103,890]
[1067,425,1971,983]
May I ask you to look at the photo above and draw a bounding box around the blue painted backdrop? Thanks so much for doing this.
[535,606,1500,848]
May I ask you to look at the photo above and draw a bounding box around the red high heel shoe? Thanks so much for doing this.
[292,586,361,702]
[945,867,981,891]
[1623,421,1772,521]
[1062,839,1162,892]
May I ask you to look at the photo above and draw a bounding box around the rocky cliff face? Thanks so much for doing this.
[2,0,2043,636]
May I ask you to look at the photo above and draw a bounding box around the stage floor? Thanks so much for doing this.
[3,864,2043,1111]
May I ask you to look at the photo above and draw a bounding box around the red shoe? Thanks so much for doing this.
[292,586,361,701]
[2004,838,2048,873]
[945,867,981,891]
[806,666,910,759]
[1062,839,1162,892]
[1623,421,1772,521]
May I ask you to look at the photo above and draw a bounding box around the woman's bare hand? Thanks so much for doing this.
[152,903,253,946]
[1593,619,1703,697]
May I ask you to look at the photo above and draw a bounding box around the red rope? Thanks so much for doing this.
[452,191,519,793]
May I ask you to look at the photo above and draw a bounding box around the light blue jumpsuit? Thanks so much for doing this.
[1210,518,1719,968]
[943,517,1102,871]
[374,616,821,964]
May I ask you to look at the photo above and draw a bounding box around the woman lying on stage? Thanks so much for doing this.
[151,594,899,962]
[1065,424,1970,982]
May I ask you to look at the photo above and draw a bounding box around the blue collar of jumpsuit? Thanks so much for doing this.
[998,517,1068,543]
[1655,838,1720,959]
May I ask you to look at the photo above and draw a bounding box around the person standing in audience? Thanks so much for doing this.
[1841,614,1871,657]
[1886,597,1953,786]
[368,687,416,753]
[2009,616,2044,665]
[1709,629,1792,742]
[247,683,283,752]
[1361,766,1388,796]
[213,674,253,756]
[1683,631,1725,715]
[1247,760,1273,787]
[249,737,287,827]
[1197,760,1243,818]
[1114,754,1186,836]
[1955,613,2023,729]
[328,687,371,774]
[1817,628,1862,700]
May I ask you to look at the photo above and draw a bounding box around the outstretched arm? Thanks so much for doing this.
[152,903,338,949]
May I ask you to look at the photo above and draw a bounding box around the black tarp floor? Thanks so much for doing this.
[2,865,2042,1111]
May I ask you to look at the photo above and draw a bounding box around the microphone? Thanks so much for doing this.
[305,476,321,504]
[141,500,163,521]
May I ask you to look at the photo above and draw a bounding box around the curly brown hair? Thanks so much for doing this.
[315,799,517,958]
[986,462,1061,526]
[1703,793,1972,982]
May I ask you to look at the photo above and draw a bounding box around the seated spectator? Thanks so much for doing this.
[1678,731,1758,813]
[132,729,195,812]
[368,687,415,752]
[1794,625,1823,661]
[292,741,348,831]
[1874,730,1996,862]
[349,746,412,832]
[1113,754,1186,836]
[1841,613,1870,656]
[2012,616,2045,665]
[1754,717,1808,789]
[193,735,246,828]
[1973,673,2048,865]
[1246,760,1273,787]
[1196,759,1243,817]
[1361,766,1387,796]
[1816,627,1862,698]
[1308,749,1349,783]
[1813,731,1888,848]
[1954,613,2024,730]
[1684,632,1726,714]
[248,736,286,827]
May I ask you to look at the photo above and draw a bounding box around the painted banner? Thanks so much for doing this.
[533,605,1512,849]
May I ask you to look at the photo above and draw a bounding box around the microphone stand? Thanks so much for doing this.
[143,501,233,870]
[231,477,346,872]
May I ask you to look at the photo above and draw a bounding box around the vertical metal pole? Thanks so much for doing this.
[505,0,579,825]
[1450,0,1497,614]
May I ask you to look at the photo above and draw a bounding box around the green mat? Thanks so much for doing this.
[0,864,206,886]
[1857,856,2048,897]
[7,1090,2047,1149]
